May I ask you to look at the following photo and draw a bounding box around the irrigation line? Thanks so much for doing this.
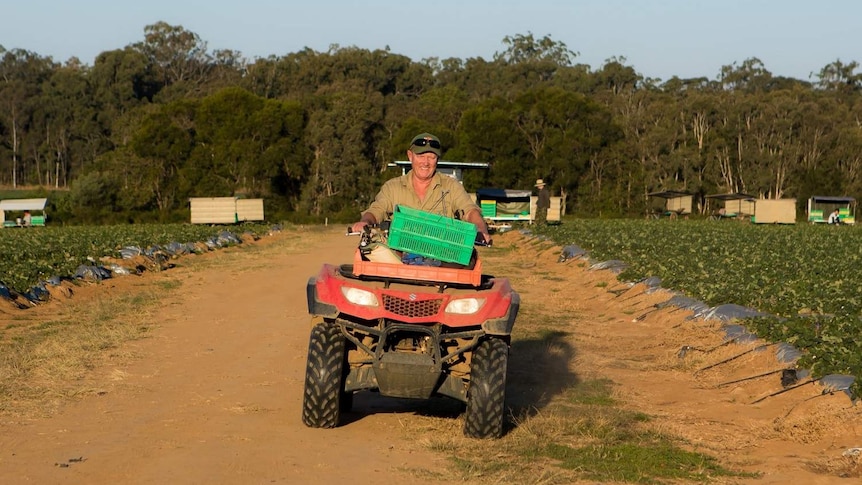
[620,290,648,302]
[607,286,630,297]
[629,304,656,315]
[633,308,658,321]
[716,368,787,388]
[750,378,816,404]
[693,343,777,375]
[634,304,685,322]
[780,391,832,418]
[679,339,735,358]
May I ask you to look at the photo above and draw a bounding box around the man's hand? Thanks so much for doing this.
[464,208,492,246]
[350,214,377,234]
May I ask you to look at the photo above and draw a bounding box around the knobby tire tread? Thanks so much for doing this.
[301,322,346,428]
[463,338,508,439]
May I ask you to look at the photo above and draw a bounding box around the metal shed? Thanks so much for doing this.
[0,198,48,227]
[807,196,855,224]
[706,193,756,219]
[647,191,693,218]
[388,160,489,183]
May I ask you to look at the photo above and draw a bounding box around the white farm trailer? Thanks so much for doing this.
[189,197,265,224]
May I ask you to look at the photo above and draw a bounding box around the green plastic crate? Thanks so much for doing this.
[388,206,477,265]
[480,201,497,217]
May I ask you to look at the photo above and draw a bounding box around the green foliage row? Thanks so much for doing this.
[538,219,862,396]
[0,223,272,293]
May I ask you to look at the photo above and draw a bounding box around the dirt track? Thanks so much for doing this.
[1,226,860,484]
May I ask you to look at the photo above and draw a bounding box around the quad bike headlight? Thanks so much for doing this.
[341,287,379,307]
[445,298,485,314]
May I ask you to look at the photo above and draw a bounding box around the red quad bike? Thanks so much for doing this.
[303,219,519,439]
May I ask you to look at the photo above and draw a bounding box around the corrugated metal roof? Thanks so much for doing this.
[648,190,691,199]
[706,192,756,201]
[0,198,48,211]
[810,195,855,203]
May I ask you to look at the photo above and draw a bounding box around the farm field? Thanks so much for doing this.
[0,223,274,295]
[1,226,859,483]
[536,219,862,397]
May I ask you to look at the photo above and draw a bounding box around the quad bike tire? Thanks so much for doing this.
[301,321,347,428]
[463,337,508,439]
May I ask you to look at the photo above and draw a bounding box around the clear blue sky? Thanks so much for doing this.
[2,0,859,82]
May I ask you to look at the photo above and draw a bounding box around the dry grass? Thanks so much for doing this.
[0,284,166,419]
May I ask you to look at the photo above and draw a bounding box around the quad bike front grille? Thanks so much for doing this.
[383,294,442,318]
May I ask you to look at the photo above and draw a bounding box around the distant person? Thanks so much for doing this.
[22,211,31,226]
[535,179,550,225]
[827,208,842,225]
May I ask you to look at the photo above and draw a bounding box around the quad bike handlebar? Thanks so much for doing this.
[346,223,491,247]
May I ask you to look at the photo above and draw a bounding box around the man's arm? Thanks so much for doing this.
[352,179,397,232]
[464,208,492,244]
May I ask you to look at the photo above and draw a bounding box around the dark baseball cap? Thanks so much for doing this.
[409,133,442,157]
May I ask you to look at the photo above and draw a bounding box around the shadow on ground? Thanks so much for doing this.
[336,331,577,434]
[505,330,578,425]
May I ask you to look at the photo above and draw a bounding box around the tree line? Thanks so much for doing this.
[2,22,861,223]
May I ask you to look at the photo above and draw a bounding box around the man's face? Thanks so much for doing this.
[408,150,438,181]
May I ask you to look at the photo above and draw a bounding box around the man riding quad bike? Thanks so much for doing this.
[303,209,519,439]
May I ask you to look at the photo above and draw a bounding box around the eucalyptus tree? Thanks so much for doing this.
[189,86,306,199]
[131,22,213,101]
[242,55,291,100]
[206,49,247,92]
[494,32,578,66]
[589,84,662,214]
[722,89,806,200]
[511,87,602,186]
[32,61,99,188]
[90,48,158,120]
[0,48,55,187]
[128,100,195,211]
[435,33,580,103]
[433,56,509,102]
[815,59,862,93]
[494,33,580,98]
[379,85,471,187]
[459,97,530,189]
[830,112,862,197]
[458,85,618,203]
[261,45,426,101]
[594,61,696,210]
[719,57,773,92]
[300,80,385,216]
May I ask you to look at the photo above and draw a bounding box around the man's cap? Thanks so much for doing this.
[535,179,546,187]
[409,132,442,157]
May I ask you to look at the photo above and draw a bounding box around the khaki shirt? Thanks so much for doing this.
[362,171,479,222]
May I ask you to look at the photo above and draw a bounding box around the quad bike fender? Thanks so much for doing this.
[306,275,338,318]
[482,289,519,336]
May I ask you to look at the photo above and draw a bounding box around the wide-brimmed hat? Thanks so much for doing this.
[534,179,546,187]
[409,132,442,157]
